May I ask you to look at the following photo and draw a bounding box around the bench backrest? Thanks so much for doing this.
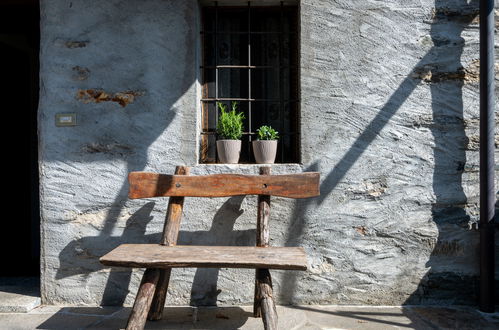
[128,166,320,247]
[129,171,320,199]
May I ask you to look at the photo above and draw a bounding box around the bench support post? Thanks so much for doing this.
[254,166,277,330]
[256,268,278,330]
[147,269,172,321]
[126,268,160,330]
[148,166,190,321]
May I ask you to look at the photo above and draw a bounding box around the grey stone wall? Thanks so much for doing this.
[39,0,499,306]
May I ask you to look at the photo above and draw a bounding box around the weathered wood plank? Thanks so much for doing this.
[255,166,271,318]
[128,172,320,199]
[126,268,160,330]
[148,166,189,321]
[100,245,308,270]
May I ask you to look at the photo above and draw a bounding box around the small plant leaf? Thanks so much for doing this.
[256,125,279,140]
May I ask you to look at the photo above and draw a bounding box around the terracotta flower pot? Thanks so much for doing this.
[217,139,241,164]
[252,140,278,164]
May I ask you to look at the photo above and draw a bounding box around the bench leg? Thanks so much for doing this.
[126,268,160,330]
[253,272,261,317]
[147,268,172,321]
[255,268,278,330]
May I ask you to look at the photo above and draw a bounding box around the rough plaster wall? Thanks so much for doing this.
[39,0,199,305]
[39,0,499,306]
[299,0,499,305]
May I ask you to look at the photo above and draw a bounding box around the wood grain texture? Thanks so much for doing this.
[257,167,271,247]
[160,166,190,246]
[148,269,172,321]
[126,268,160,330]
[100,245,308,270]
[255,166,271,318]
[256,268,278,330]
[128,171,320,199]
[149,166,189,321]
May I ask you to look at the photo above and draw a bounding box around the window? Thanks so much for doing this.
[200,1,300,163]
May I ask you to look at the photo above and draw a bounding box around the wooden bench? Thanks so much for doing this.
[100,166,320,330]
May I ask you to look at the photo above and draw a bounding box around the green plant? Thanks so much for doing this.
[216,101,245,140]
[256,125,279,140]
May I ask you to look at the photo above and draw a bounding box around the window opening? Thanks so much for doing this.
[200,1,299,163]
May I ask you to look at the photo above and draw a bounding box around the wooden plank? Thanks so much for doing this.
[126,268,160,330]
[100,245,308,270]
[128,171,320,199]
[255,166,271,318]
[148,166,189,321]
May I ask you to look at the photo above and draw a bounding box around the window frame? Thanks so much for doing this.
[200,1,300,164]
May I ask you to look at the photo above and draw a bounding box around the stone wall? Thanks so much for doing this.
[39,0,499,306]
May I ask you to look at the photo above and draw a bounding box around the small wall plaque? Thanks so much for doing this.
[55,113,77,127]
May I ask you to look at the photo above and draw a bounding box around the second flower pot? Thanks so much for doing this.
[252,140,278,164]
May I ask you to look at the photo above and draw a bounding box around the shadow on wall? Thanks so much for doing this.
[280,0,488,306]
[406,0,480,304]
[48,0,198,306]
[184,196,254,306]
[56,196,253,306]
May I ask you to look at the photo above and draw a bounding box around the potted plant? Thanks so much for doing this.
[216,101,244,164]
[252,125,279,164]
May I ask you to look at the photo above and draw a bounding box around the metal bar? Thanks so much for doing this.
[248,1,252,162]
[201,31,297,35]
[479,0,496,313]
[200,7,209,163]
[284,5,299,163]
[214,1,219,162]
[201,98,299,102]
[278,1,284,163]
[202,132,257,136]
[293,5,300,163]
[201,131,299,135]
[201,65,297,69]
[214,1,219,107]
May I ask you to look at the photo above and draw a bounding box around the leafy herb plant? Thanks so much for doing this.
[216,101,245,140]
[256,125,279,140]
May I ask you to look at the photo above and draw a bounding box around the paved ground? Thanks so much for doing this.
[0,278,41,313]
[0,305,498,329]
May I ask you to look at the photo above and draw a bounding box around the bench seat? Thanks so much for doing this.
[100,244,308,270]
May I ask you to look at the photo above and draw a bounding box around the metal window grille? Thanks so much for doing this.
[200,1,300,163]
